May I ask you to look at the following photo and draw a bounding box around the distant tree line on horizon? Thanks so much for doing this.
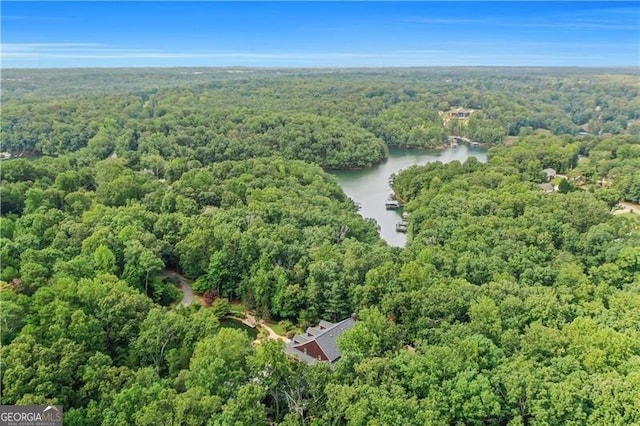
[2,68,638,170]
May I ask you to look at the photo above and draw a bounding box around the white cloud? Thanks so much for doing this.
[1,41,635,67]
[2,43,103,50]
[406,11,639,32]
[1,43,456,62]
[496,21,638,31]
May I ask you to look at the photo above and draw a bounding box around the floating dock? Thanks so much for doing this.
[385,200,401,210]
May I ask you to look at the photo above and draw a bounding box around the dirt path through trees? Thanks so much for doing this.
[160,270,290,342]
[613,201,640,215]
[244,313,291,343]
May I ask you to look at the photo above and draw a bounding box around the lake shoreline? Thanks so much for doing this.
[326,143,474,172]
[331,145,488,247]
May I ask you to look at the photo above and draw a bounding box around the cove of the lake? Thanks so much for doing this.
[331,145,488,247]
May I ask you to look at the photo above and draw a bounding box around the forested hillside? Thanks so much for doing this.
[3,68,639,164]
[1,68,639,425]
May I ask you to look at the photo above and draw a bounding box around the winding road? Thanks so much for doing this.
[179,279,195,307]
[160,270,291,342]
[159,270,197,307]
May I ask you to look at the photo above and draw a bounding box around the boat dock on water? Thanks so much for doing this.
[395,220,408,232]
[385,200,401,210]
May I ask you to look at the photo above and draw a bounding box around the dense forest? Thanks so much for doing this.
[3,67,639,166]
[1,68,639,425]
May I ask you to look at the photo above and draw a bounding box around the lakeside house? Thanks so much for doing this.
[285,316,356,365]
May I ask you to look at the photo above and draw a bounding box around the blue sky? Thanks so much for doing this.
[2,1,639,68]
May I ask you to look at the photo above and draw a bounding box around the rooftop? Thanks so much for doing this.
[284,316,356,365]
[538,183,555,193]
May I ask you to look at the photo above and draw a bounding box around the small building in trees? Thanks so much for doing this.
[543,168,557,180]
[447,107,475,120]
[538,183,555,193]
[285,315,356,365]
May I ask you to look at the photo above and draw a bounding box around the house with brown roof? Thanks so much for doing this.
[284,316,356,365]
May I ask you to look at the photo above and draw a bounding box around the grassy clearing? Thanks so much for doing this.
[617,212,640,220]
[266,321,288,336]
[228,301,248,318]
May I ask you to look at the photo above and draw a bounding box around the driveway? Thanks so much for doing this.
[159,270,197,307]
[179,279,195,307]
[614,201,640,216]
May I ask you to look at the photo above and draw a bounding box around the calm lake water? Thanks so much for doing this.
[332,145,488,247]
